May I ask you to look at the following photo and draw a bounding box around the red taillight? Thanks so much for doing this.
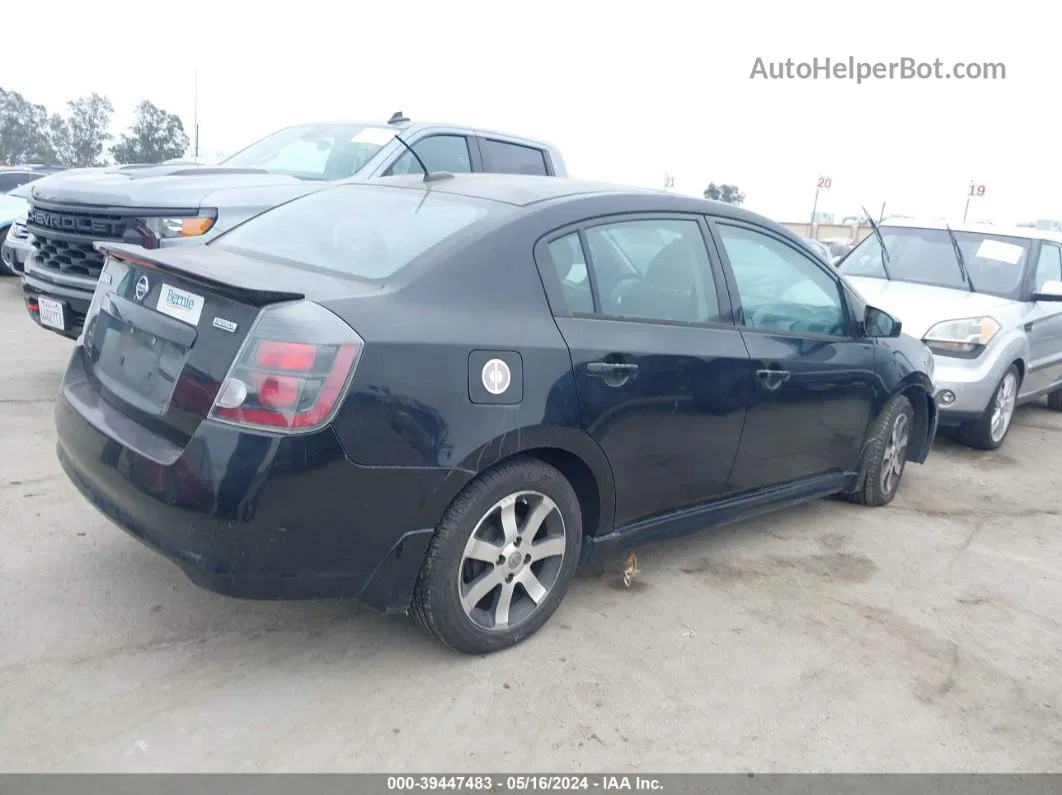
[254,341,317,371]
[254,373,301,409]
[209,302,364,433]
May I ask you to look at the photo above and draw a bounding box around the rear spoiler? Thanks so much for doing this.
[94,242,305,307]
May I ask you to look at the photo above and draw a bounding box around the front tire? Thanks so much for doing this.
[843,393,914,507]
[958,365,1019,450]
[1047,389,1062,412]
[410,457,583,655]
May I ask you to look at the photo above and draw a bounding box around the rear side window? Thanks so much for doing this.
[481,139,549,175]
[547,233,594,313]
[213,185,503,281]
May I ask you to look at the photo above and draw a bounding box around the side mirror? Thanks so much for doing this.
[1032,280,1062,302]
[865,305,902,338]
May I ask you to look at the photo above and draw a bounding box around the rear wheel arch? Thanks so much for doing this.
[520,447,603,541]
[445,430,616,538]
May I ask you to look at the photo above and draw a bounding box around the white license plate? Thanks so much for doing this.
[38,297,65,330]
[156,283,204,326]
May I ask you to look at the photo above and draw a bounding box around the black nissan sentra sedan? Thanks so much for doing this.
[55,173,938,654]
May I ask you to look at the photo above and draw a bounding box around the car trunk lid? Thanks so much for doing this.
[83,242,372,447]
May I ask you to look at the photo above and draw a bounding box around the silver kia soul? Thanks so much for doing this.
[838,218,1062,450]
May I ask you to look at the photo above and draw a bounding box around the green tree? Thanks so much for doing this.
[0,88,57,164]
[66,93,114,166]
[44,113,73,165]
[111,100,190,164]
[704,182,746,206]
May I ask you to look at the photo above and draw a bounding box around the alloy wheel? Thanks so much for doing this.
[457,490,567,632]
[880,412,910,496]
[990,372,1018,443]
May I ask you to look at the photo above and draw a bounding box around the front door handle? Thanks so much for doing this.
[756,368,791,390]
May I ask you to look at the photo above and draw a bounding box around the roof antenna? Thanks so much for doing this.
[392,134,453,184]
[388,111,410,125]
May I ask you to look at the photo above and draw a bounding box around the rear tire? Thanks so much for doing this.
[1047,389,1062,412]
[410,457,583,655]
[842,393,914,507]
[958,365,1020,450]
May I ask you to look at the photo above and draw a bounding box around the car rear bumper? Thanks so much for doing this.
[54,349,445,612]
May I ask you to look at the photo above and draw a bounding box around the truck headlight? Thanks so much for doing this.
[139,213,216,240]
[923,316,1000,356]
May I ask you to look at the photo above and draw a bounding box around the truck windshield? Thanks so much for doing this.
[838,225,1031,298]
[221,123,398,180]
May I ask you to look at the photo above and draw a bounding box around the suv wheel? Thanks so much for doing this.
[842,393,914,507]
[958,365,1019,450]
[1047,389,1062,412]
[411,457,582,655]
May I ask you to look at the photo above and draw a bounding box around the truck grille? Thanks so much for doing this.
[27,206,129,279]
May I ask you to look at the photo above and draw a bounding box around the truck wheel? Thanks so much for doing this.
[842,393,914,507]
[410,457,582,655]
[958,365,1020,450]
[1047,389,1062,412]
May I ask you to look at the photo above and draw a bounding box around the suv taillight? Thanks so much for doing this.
[209,301,363,433]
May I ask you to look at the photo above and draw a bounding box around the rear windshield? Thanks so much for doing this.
[220,123,399,180]
[212,184,504,281]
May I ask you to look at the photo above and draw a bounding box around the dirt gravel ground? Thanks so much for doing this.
[1,280,1060,773]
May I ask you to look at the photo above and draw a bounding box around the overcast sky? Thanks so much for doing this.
[4,0,1056,224]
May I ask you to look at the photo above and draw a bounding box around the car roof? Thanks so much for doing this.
[881,217,1062,243]
[353,173,648,206]
[344,173,785,225]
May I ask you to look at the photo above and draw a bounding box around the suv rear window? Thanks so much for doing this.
[212,184,504,281]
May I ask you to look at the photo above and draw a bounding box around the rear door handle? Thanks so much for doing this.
[756,368,791,390]
[587,361,639,378]
[587,360,638,389]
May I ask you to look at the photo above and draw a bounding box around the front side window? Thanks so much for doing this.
[384,135,473,176]
[213,184,506,281]
[481,139,549,176]
[839,225,1031,298]
[583,218,719,324]
[1033,242,1062,291]
[716,224,846,337]
[221,123,398,180]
